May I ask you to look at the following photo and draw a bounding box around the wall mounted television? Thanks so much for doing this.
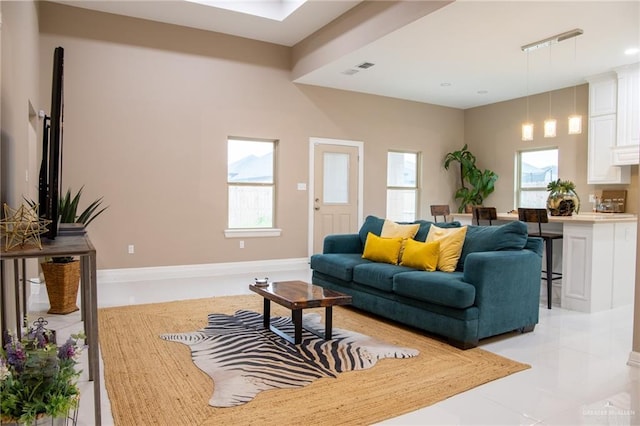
[38,46,64,240]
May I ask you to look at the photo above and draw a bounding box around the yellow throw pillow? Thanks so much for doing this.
[425,225,468,272]
[362,232,403,265]
[380,220,420,239]
[400,239,440,272]
[380,219,420,261]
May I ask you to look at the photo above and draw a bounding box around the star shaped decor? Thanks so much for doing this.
[0,203,52,250]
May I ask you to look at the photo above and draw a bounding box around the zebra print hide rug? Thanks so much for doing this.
[161,309,418,407]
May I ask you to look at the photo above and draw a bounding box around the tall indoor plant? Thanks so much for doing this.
[41,187,107,314]
[443,144,498,213]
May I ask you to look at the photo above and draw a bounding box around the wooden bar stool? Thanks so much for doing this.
[430,205,450,222]
[472,206,497,226]
[518,208,563,309]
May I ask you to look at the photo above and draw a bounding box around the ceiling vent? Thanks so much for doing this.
[357,62,375,69]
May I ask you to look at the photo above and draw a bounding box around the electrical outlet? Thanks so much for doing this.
[588,194,596,203]
[128,244,135,254]
[239,240,245,249]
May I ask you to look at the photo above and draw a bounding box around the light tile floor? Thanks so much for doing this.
[27,270,639,425]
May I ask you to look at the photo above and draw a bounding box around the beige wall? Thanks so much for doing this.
[1,0,41,206]
[38,2,463,270]
[465,85,638,214]
[0,0,41,336]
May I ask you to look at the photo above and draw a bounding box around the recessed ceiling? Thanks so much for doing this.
[50,0,640,110]
[184,0,308,21]
[52,0,361,46]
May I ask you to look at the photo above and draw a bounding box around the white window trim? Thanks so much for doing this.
[224,228,282,238]
[516,147,558,209]
[386,150,420,221]
[227,137,277,230]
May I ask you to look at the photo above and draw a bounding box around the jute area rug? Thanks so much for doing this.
[98,295,529,425]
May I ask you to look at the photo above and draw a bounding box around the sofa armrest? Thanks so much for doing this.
[323,234,363,254]
[462,250,542,338]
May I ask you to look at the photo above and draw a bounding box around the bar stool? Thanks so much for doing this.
[472,206,497,226]
[517,208,562,309]
[430,205,450,222]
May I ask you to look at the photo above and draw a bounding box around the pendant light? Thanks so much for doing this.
[522,50,534,141]
[568,37,583,135]
[520,29,584,140]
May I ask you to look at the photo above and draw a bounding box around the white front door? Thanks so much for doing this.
[309,138,363,255]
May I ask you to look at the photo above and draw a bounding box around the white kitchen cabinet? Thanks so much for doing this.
[587,114,630,184]
[589,73,617,116]
[586,72,632,183]
[562,220,637,312]
[613,63,640,165]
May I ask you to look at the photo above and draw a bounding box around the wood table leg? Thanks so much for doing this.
[263,298,270,329]
[325,306,333,340]
[292,309,302,344]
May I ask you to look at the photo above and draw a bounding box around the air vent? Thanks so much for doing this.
[357,62,375,69]
[341,69,360,76]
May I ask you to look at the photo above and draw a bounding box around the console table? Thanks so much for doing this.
[0,235,101,425]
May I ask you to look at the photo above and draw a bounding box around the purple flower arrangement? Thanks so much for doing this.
[0,318,85,426]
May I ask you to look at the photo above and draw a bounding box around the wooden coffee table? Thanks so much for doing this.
[249,280,352,344]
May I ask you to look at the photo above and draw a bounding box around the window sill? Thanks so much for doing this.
[224,228,282,238]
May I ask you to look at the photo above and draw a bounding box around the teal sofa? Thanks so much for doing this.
[310,216,544,349]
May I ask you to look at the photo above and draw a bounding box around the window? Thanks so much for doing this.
[227,138,276,229]
[517,148,558,208]
[386,151,419,222]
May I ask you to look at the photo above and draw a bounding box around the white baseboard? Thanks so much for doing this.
[97,258,310,284]
[628,351,640,368]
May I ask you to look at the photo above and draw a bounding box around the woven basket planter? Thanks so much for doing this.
[41,260,80,314]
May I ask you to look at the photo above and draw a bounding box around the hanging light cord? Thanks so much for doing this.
[573,37,578,114]
[526,51,530,121]
[548,45,552,118]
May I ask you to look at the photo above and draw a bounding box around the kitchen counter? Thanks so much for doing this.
[452,212,637,224]
[452,211,637,313]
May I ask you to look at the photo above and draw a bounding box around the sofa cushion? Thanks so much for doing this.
[353,263,413,292]
[456,221,529,270]
[309,253,370,282]
[426,225,468,272]
[362,232,403,264]
[400,239,440,271]
[413,220,462,242]
[358,215,385,246]
[358,215,462,246]
[393,271,476,309]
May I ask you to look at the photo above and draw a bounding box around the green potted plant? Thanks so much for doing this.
[40,187,107,314]
[443,144,498,213]
[546,179,580,216]
[0,318,84,425]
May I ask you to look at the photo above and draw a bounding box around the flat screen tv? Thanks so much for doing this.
[38,46,64,240]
